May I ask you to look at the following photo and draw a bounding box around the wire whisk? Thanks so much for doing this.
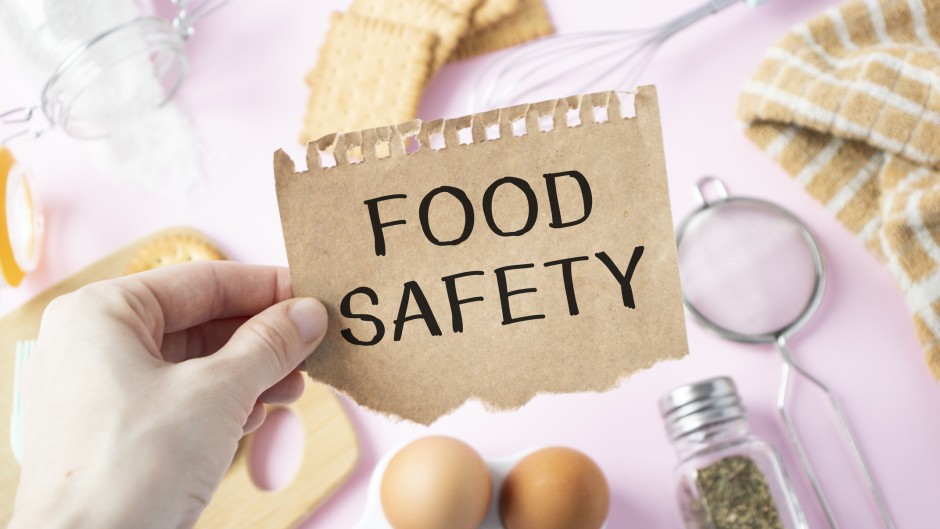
[471,0,763,111]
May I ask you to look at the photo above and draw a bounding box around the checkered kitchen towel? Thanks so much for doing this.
[739,0,940,377]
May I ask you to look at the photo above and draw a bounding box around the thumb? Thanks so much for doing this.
[210,297,327,399]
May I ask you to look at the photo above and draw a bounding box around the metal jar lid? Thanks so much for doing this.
[659,376,745,441]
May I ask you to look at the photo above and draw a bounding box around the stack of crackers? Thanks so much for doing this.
[299,0,554,145]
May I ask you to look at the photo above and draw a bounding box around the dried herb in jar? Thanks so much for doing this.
[696,455,784,529]
[662,378,805,529]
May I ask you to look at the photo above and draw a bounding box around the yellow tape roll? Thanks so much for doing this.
[0,147,30,286]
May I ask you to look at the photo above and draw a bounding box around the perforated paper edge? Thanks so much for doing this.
[275,88,644,175]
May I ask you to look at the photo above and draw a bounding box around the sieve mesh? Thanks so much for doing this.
[678,200,817,337]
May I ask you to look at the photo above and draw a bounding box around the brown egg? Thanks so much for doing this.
[380,436,492,529]
[499,447,610,529]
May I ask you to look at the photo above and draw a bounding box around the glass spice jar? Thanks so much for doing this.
[659,376,807,529]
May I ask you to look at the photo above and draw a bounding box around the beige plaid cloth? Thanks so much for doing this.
[738,0,940,377]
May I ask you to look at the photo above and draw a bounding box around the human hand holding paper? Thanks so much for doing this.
[9,262,326,529]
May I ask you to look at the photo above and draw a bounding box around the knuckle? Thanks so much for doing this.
[76,283,132,316]
[41,294,70,321]
[74,281,120,302]
[245,320,294,371]
[42,282,117,321]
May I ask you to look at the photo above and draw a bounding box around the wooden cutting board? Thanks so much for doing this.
[0,228,359,528]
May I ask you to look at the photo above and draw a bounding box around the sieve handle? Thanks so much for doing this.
[692,176,729,207]
[776,336,896,529]
[777,352,839,528]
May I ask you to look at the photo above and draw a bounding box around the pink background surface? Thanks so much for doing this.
[2,0,940,527]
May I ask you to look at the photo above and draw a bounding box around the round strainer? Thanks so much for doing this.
[675,177,894,529]
[678,188,823,341]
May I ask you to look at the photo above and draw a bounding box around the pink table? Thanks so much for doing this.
[2,0,939,527]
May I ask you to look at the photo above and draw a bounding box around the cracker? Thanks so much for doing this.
[300,12,437,145]
[350,0,469,69]
[470,0,520,30]
[433,0,483,18]
[125,233,225,275]
[452,0,553,61]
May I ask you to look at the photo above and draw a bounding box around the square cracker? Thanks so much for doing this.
[433,0,483,17]
[471,0,520,30]
[350,0,469,69]
[300,12,437,145]
[452,0,553,61]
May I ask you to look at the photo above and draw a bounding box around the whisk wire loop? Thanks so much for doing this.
[472,0,745,110]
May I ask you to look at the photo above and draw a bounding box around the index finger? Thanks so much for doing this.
[115,261,294,334]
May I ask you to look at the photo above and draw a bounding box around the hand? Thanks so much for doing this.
[8,262,327,529]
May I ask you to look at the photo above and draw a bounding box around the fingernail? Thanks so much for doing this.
[289,298,327,343]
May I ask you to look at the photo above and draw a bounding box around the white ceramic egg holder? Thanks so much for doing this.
[353,445,609,529]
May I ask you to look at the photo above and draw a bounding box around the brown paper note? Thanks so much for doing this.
[275,85,687,424]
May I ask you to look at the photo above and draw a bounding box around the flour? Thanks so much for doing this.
[87,101,203,197]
